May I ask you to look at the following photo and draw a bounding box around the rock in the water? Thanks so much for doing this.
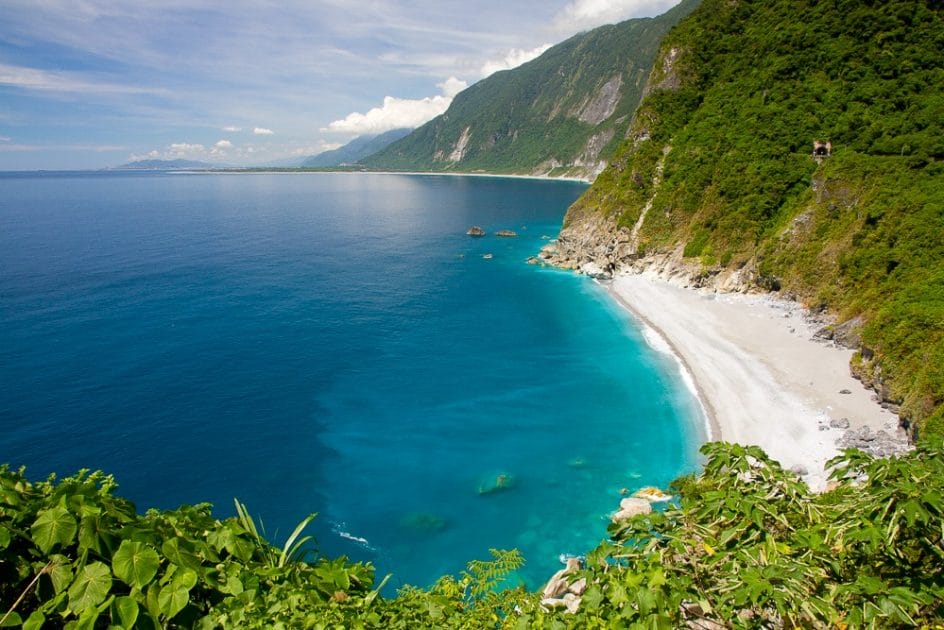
[613,497,652,521]
[495,229,518,237]
[541,557,582,599]
[578,261,611,279]
[634,487,674,502]
[839,388,852,394]
[466,226,486,237]
[399,512,447,532]
[482,253,493,259]
[477,472,513,495]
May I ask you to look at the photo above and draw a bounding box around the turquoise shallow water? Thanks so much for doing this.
[0,171,703,590]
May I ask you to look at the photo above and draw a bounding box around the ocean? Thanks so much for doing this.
[0,171,703,590]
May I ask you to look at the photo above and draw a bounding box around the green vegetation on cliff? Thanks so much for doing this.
[571,0,944,437]
[360,0,700,178]
[3,442,943,627]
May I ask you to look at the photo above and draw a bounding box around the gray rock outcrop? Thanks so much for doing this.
[837,425,911,458]
[612,497,652,522]
[540,557,585,614]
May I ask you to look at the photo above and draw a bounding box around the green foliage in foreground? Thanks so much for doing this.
[2,441,943,628]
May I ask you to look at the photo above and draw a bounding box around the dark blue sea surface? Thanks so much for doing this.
[0,171,702,590]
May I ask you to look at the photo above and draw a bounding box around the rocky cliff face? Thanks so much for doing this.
[539,206,759,293]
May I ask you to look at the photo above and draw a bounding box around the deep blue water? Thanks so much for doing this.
[0,171,702,590]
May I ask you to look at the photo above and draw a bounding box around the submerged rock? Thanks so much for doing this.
[466,226,486,237]
[399,512,447,532]
[477,472,514,495]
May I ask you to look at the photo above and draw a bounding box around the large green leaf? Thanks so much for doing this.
[67,561,112,613]
[157,584,190,620]
[111,595,139,629]
[161,538,200,571]
[112,540,160,589]
[48,555,74,594]
[21,611,44,630]
[30,505,77,554]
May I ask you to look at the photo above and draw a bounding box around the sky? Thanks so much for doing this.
[0,0,681,170]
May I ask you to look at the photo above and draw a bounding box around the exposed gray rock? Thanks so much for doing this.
[837,425,911,458]
[495,229,518,237]
[829,417,850,429]
[576,75,623,125]
[466,226,486,237]
[789,464,809,476]
[613,497,652,522]
[540,558,585,614]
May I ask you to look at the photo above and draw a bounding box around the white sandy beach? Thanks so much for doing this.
[609,272,901,491]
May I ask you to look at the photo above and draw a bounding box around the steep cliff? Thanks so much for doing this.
[547,0,944,437]
[360,0,700,180]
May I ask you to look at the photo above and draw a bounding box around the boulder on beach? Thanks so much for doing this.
[466,226,486,237]
[495,229,518,237]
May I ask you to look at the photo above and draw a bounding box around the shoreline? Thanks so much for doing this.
[605,272,906,491]
[113,168,594,184]
[601,279,720,443]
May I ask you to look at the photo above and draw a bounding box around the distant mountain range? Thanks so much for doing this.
[360,0,699,179]
[303,129,412,167]
[116,159,217,170]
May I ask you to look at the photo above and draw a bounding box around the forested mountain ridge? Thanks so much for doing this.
[302,129,411,167]
[549,0,944,438]
[360,0,701,179]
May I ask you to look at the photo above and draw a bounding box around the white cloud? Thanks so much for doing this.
[323,77,468,135]
[168,142,206,156]
[1,142,126,153]
[553,0,681,32]
[215,139,233,148]
[480,44,552,78]
[253,127,274,135]
[0,62,165,96]
[0,135,10,142]
[222,125,241,132]
[438,76,468,98]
